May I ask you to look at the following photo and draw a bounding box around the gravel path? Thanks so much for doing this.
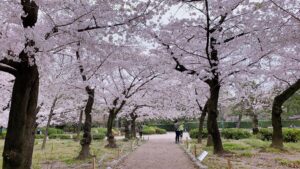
[115,132,196,169]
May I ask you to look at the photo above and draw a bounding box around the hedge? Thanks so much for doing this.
[221,128,251,140]
[258,128,300,142]
[143,126,167,135]
[49,134,73,139]
[189,128,208,139]
[41,128,64,135]
[150,120,300,131]
[92,133,105,140]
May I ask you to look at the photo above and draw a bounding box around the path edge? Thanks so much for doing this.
[179,144,208,169]
[108,140,146,169]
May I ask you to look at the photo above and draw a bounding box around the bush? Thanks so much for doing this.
[143,126,157,135]
[92,133,105,140]
[49,134,72,139]
[98,127,107,135]
[154,127,167,134]
[257,128,273,141]
[41,128,64,136]
[142,126,167,135]
[221,128,251,140]
[283,128,300,142]
[189,128,208,139]
[258,128,300,142]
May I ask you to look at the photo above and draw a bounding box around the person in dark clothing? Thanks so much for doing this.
[174,120,180,144]
[0,126,3,135]
[137,123,144,139]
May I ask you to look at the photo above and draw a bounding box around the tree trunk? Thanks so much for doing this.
[77,87,94,160]
[271,79,300,149]
[236,114,242,128]
[131,117,137,138]
[3,65,39,169]
[198,102,208,144]
[42,96,59,150]
[76,109,84,141]
[206,135,213,147]
[124,118,131,140]
[2,1,39,168]
[106,110,117,148]
[207,80,224,154]
[252,114,259,135]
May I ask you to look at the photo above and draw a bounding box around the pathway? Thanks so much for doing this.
[115,132,197,169]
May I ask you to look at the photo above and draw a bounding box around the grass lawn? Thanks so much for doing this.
[185,138,300,169]
[0,138,138,169]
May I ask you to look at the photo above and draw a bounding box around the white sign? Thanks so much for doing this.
[197,151,208,162]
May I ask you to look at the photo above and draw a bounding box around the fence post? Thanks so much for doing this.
[194,144,197,158]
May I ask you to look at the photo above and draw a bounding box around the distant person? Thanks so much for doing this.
[179,122,184,140]
[37,128,42,135]
[137,123,144,139]
[0,126,3,135]
[174,120,180,144]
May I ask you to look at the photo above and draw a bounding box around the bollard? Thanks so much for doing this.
[186,137,189,149]
[194,145,197,158]
[92,156,96,169]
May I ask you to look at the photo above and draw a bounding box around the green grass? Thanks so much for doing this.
[186,138,300,169]
[0,139,136,169]
[276,158,300,168]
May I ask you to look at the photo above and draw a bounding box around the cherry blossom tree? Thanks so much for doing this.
[263,0,300,149]
[152,0,274,154]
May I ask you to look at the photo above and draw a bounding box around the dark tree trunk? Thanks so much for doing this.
[130,111,138,139]
[252,114,259,135]
[2,65,39,169]
[42,96,59,150]
[207,80,224,154]
[236,114,242,128]
[271,79,300,149]
[76,109,84,141]
[197,101,208,144]
[2,1,39,168]
[206,135,213,147]
[106,110,117,148]
[77,87,94,160]
[124,118,131,140]
[131,117,137,138]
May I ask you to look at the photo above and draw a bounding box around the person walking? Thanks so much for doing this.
[174,120,180,144]
[137,123,144,139]
[178,122,184,142]
[0,126,3,135]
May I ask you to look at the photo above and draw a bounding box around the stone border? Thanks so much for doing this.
[179,144,208,169]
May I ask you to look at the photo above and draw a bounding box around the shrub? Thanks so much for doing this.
[189,128,208,139]
[41,128,64,136]
[257,128,273,141]
[283,128,300,142]
[142,126,156,135]
[98,127,107,135]
[221,128,251,140]
[258,128,300,142]
[49,134,72,139]
[92,133,105,140]
[154,127,167,134]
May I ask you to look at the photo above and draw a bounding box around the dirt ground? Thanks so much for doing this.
[116,132,197,169]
